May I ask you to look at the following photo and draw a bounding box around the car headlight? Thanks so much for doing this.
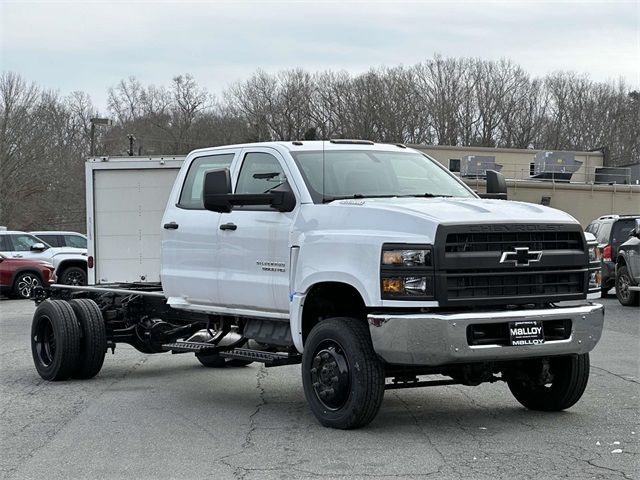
[381,244,434,299]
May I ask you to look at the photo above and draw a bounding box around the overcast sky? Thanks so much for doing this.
[1,0,638,111]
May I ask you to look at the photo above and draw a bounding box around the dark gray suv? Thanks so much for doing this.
[615,218,640,306]
[585,214,640,297]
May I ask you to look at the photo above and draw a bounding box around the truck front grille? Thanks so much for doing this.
[445,231,583,253]
[435,223,587,306]
[445,268,585,301]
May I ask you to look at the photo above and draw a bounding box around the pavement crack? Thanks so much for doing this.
[592,366,639,385]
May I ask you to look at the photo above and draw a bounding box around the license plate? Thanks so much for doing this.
[509,321,544,346]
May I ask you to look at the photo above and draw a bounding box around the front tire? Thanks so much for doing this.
[507,354,590,411]
[13,272,42,299]
[59,266,87,286]
[616,265,639,306]
[302,317,385,429]
[31,300,81,381]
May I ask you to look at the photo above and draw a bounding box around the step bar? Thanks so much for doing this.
[162,341,302,367]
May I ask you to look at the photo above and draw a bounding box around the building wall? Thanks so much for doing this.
[411,144,605,183]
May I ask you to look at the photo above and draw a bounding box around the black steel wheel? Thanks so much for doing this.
[68,299,107,379]
[616,265,639,306]
[13,272,41,299]
[302,317,384,429]
[507,354,590,411]
[60,266,87,286]
[31,300,81,381]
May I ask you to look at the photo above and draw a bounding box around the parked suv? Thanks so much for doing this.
[585,214,640,296]
[30,231,87,249]
[0,254,56,298]
[615,218,640,306]
[0,231,88,286]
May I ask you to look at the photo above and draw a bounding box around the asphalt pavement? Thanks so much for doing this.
[0,297,638,480]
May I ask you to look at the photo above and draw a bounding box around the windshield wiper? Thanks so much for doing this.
[399,193,453,198]
[322,194,397,203]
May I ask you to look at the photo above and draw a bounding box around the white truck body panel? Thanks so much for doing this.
[86,157,184,285]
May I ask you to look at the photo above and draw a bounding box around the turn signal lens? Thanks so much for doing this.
[382,278,403,293]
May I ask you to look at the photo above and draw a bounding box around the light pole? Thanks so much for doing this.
[90,118,113,156]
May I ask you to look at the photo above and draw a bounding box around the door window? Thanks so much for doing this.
[37,235,62,247]
[178,153,235,209]
[11,234,47,251]
[235,152,286,195]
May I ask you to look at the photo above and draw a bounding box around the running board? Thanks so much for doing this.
[162,342,301,367]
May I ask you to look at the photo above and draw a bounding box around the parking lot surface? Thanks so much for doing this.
[0,297,638,480]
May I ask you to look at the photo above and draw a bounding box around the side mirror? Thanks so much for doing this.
[479,170,508,200]
[31,243,47,251]
[203,169,233,213]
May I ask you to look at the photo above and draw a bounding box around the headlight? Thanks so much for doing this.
[381,244,434,299]
[588,245,600,262]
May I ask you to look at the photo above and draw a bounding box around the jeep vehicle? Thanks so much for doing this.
[0,231,87,287]
[585,214,640,296]
[29,141,603,429]
[615,218,640,306]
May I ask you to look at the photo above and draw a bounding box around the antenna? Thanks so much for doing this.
[322,136,325,204]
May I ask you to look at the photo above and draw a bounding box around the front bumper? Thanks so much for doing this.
[368,303,604,366]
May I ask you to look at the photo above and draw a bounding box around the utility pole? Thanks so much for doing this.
[127,134,135,156]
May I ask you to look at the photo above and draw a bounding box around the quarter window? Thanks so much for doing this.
[179,153,235,209]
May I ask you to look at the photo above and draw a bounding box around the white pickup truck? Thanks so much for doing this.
[30,140,604,429]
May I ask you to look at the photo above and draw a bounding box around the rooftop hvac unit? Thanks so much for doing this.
[460,155,502,177]
[594,167,631,184]
[531,151,582,182]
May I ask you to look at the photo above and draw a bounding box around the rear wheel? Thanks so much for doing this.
[13,272,41,299]
[616,265,639,306]
[31,300,81,381]
[507,354,590,411]
[68,299,107,379]
[302,317,385,429]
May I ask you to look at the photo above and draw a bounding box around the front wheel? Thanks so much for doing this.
[13,272,42,299]
[59,266,87,286]
[507,354,590,411]
[302,317,385,429]
[616,265,639,306]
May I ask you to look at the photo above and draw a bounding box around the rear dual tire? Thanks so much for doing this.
[31,299,107,381]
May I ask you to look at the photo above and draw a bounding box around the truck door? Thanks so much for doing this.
[161,151,237,305]
[216,148,295,313]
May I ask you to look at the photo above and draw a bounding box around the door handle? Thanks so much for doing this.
[13,254,23,258]
[163,222,179,230]
[220,223,237,231]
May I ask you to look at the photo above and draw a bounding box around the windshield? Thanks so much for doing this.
[290,150,475,203]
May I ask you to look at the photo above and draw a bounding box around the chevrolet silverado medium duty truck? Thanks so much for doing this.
[30,140,604,429]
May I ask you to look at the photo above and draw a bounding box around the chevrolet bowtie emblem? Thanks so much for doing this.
[499,247,543,267]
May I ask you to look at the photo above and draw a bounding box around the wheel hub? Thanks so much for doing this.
[310,343,350,410]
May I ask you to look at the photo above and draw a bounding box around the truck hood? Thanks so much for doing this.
[49,247,87,256]
[329,197,578,225]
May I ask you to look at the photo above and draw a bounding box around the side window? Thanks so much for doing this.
[235,152,285,195]
[11,234,46,251]
[64,235,87,248]
[38,235,61,247]
[178,153,235,209]
[0,235,11,251]
[449,159,461,173]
